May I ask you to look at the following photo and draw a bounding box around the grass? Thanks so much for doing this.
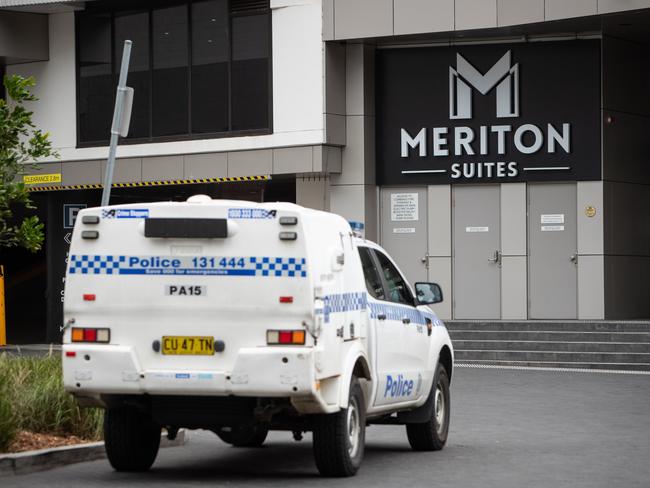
[0,352,103,452]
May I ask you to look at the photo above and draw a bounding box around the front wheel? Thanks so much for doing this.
[406,363,450,451]
[104,406,161,471]
[312,377,366,477]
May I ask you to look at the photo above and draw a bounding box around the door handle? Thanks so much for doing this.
[402,318,411,324]
[377,314,387,320]
[420,252,431,269]
[487,250,501,264]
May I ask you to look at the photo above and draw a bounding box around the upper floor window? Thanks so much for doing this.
[77,0,271,147]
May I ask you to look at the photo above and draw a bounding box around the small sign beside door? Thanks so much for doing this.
[393,227,416,234]
[466,226,489,233]
[541,225,565,232]
[390,193,419,221]
[540,214,564,224]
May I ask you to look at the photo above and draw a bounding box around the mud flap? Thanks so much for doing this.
[396,380,435,424]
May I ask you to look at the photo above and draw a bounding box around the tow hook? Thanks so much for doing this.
[292,430,303,442]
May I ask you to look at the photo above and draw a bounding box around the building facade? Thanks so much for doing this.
[1,0,650,343]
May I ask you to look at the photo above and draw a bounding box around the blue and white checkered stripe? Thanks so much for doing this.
[69,255,126,275]
[249,257,306,277]
[323,292,367,323]
[68,255,306,277]
[368,302,433,326]
[322,291,438,326]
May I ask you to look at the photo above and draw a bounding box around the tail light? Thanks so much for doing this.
[71,327,110,343]
[266,330,306,345]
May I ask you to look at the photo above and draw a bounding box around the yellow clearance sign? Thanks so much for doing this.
[24,173,62,185]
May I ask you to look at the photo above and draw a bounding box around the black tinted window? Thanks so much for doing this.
[191,0,229,133]
[152,5,189,136]
[78,12,112,143]
[76,0,271,146]
[358,247,385,300]
[114,10,150,140]
[374,251,413,305]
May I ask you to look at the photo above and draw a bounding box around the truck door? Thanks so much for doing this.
[361,248,428,407]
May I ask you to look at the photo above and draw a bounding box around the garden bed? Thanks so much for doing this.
[0,353,103,454]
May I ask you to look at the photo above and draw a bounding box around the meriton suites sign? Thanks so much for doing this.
[376,40,601,185]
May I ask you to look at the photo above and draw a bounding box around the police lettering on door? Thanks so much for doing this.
[384,374,415,398]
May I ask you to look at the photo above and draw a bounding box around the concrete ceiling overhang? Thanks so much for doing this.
[358,8,650,47]
[0,0,87,14]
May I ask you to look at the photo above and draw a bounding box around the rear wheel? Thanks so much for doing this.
[312,377,365,477]
[406,363,450,451]
[216,424,269,447]
[104,406,161,471]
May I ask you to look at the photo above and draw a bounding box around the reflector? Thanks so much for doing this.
[71,328,84,342]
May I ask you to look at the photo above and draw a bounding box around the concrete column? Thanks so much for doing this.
[500,183,527,319]
[296,176,330,211]
[577,181,605,319]
[329,43,378,240]
[427,185,452,320]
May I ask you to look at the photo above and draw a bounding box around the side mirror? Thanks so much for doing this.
[415,282,443,305]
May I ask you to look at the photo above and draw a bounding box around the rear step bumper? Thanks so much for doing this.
[62,344,318,398]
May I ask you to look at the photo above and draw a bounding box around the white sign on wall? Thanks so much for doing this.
[466,226,489,233]
[393,227,416,234]
[541,225,565,232]
[541,214,564,224]
[391,193,419,221]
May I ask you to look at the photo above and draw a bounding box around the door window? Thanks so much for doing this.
[374,251,414,306]
[358,247,385,300]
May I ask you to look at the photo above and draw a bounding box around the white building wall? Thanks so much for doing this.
[8,12,77,152]
[9,2,326,163]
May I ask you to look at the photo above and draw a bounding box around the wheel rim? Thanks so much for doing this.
[347,398,361,458]
[434,382,446,435]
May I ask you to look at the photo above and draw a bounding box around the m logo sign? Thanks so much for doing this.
[376,40,601,185]
[449,50,519,120]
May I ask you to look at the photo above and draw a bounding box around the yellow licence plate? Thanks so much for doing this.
[162,336,214,355]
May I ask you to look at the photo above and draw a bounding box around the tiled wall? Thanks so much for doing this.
[324,0,650,39]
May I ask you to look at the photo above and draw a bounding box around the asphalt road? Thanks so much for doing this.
[5,366,650,487]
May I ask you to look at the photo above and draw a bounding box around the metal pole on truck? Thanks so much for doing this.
[101,40,134,207]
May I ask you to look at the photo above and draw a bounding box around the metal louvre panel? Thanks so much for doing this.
[230,0,268,14]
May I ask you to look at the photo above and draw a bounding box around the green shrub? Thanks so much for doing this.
[0,370,18,451]
[0,352,103,452]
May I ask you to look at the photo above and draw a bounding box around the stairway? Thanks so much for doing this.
[446,321,650,371]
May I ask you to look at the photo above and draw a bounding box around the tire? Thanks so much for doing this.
[312,377,365,477]
[104,406,161,472]
[406,363,450,451]
[216,424,269,447]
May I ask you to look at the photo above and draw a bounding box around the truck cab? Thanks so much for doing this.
[62,196,453,477]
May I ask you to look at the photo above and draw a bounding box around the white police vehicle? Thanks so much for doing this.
[62,196,453,477]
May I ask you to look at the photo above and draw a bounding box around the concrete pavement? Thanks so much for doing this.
[3,366,649,487]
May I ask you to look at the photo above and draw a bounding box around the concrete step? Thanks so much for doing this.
[456,360,650,371]
[446,321,650,333]
[449,330,650,342]
[454,350,650,364]
[453,340,650,353]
